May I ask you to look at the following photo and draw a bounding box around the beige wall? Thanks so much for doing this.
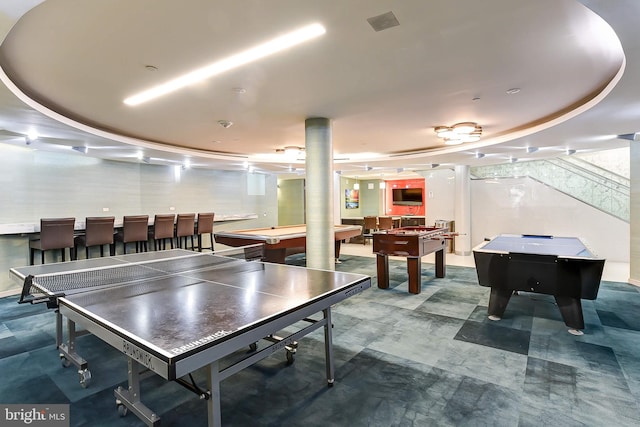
[277,179,305,225]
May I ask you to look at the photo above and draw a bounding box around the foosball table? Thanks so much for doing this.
[372,226,450,294]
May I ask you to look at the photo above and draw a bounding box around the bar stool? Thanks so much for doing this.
[116,215,149,254]
[149,214,175,251]
[195,212,215,252]
[175,213,196,250]
[74,216,115,259]
[362,216,378,245]
[29,218,76,265]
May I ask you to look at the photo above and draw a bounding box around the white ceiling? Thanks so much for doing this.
[0,0,635,179]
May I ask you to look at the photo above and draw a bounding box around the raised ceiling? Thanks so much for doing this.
[0,0,635,178]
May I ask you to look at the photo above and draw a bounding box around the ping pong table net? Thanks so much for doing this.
[18,245,266,307]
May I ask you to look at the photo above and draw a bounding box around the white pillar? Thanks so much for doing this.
[305,118,334,270]
[630,142,640,284]
[454,165,471,255]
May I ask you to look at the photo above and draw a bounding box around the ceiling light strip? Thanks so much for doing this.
[124,23,326,106]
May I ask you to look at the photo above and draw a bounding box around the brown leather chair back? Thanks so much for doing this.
[39,218,75,250]
[378,216,394,230]
[176,213,196,238]
[196,212,215,234]
[122,215,149,243]
[363,216,378,232]
[152,214,176,239]
[85,216,115,246]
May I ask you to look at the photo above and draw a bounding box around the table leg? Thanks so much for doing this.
[435,248,446,278]
[323,308,335,387]
[407,257,422,294]
[55,309,63,349]
[114,358,159,425]
[554,295,585,331]
[376,254,390,289]
[488,288,513,319]
[206,361,222,427]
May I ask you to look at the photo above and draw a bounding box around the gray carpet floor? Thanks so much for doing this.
[1,254,640,426]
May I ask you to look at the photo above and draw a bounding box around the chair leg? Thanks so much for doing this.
[30,248,35,265]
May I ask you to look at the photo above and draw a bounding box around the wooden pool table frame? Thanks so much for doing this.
[214,224,362,263]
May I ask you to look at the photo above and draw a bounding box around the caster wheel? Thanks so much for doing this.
[286,350,295,365]
[117,403,128,417]
[249,342,258,352]
[60,356,71,368]
[79,369,92,388]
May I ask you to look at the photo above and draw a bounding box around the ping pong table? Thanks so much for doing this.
[12,248,371,426]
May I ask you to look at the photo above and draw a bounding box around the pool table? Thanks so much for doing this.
[473,234,605,334]
[214,224,362,263]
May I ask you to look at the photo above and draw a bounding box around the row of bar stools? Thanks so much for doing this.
[29,212,217,264]
[29,218,76,265]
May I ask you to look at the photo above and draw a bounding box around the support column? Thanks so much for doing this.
[454,165,471,255]
[305,117,334,270]
[630,142,640,284]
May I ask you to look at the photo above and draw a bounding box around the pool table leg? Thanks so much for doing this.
[263,248,287,264]
[334,240,342,262]
[487,288,512,320]
[376,254,390,289]
[554,296,585,331]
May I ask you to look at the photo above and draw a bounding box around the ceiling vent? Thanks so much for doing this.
[367,11,400,32]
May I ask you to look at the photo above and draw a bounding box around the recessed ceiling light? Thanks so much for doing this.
[506,88,521,95]
[124,23,326,106]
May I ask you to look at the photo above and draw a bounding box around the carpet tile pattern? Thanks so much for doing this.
[1,254,639,426]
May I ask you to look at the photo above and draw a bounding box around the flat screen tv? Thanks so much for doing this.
[392,188,423,206]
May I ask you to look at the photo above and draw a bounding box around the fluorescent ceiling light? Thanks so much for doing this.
[124,23,326,106]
